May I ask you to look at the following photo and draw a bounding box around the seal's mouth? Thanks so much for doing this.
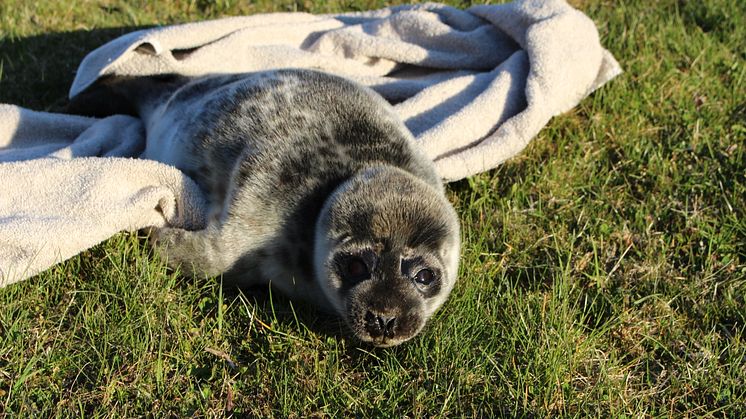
[356,329,411,348]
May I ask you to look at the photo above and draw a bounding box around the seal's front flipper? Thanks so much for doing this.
[152,227,227,278]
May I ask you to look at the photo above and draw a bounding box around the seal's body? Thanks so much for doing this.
[73,69,460,346]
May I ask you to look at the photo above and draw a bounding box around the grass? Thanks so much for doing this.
[1,0,744,416]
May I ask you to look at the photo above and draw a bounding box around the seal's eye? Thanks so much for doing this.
[413,268,435,286]
[344,257,369,281]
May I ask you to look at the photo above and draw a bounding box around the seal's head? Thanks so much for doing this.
[314,166,460,347]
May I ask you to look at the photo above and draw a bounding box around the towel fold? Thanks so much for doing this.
[0,0,621,286]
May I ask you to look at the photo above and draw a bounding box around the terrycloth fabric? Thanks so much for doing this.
[0,106,206,285]
[0,0,620,286]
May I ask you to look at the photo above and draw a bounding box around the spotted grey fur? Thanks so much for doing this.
[69,69,461,347]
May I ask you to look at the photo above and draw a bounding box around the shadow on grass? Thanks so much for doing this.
[0,26,152,111]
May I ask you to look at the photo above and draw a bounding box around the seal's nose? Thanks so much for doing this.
[364,310,397,339]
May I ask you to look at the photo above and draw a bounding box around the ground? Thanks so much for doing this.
[0,0,744,416]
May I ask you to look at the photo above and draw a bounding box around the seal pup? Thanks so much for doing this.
[70,69,460,347]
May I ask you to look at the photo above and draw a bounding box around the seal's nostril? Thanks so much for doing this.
[383,317,397,338]
[364,311,397,339]
[364,310,382,337]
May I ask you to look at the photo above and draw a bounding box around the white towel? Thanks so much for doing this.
[0,0,621,286]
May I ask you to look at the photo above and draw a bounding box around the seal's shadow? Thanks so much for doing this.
[224,283,350,342]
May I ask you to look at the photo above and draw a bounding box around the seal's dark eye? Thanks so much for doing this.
[345,257,369,280]
[414,268,435,286]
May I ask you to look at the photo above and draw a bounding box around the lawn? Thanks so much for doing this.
[0,0,744,416]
